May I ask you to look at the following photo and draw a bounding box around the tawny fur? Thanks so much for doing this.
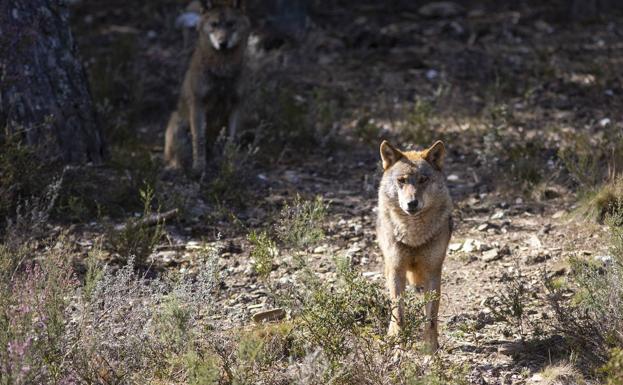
[376,140,452,352]
[164,2,250,175]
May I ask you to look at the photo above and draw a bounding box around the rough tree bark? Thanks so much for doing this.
[0,0,105,164]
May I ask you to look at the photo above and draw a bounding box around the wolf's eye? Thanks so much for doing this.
[418,176,429,184]
[397,176,408,185]
[210,21,219,28]
[225,20,235,28]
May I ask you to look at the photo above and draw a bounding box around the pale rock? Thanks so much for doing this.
[418,1,465,18]
[252,308,286,323]
[481,248,501,262]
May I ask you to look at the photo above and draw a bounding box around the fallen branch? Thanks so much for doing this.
[115,209,179,231]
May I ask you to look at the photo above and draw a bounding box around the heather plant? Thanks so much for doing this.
[81,245,105,303]
[3,175,63,250]
[0,245,77,385]
[69,247,220,384]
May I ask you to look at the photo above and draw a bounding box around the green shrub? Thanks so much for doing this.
[237,323,294,367]
[250,84,314,157]
[0,133,56,225]
[558,131,601,188]
[206,142,256,206]
[107,183,165,267]
[546,209,623,366]
[277,195,328,249]
[578,177,623,224]
[248,230,278,279]
[183,350,221,385]
[82,245,105,303]
[402,356,469,385]
[353,117,382,144]
[601,348,623,385]
[486,267,536,341]
[402,98,435,145]
[295,257,389,363]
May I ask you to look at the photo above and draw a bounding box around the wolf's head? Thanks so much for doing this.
[379,140,448,215]
[199,0,250,51]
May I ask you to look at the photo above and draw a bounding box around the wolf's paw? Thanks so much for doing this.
[191,164,206,181]
[423,329,439,354]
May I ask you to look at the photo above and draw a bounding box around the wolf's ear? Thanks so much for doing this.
[424,140,446,170]
[203,0,214,11]
[380,140,403,170]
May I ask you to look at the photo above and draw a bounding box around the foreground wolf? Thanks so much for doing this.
[377,140,452,351]
[164,0,250,175]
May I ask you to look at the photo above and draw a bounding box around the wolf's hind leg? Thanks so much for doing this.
[164,112,183,169]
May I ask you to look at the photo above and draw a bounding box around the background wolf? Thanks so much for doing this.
[377,140,453,351]
[164,0,250,175]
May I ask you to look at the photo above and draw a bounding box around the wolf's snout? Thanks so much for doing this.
[407,199,419,213]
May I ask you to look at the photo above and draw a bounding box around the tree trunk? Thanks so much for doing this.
[0,0,105,164]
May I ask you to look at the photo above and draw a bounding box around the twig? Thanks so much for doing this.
[116,209,179,231]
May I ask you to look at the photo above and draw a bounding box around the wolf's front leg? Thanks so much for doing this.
[164,111,183,170]
[227,105,240,142]
[422,269,441,352]
[386,268,406,336]
[190,101,207,176]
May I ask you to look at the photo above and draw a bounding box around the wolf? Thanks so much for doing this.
[376,140,453,352]
[164,0,250,176]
